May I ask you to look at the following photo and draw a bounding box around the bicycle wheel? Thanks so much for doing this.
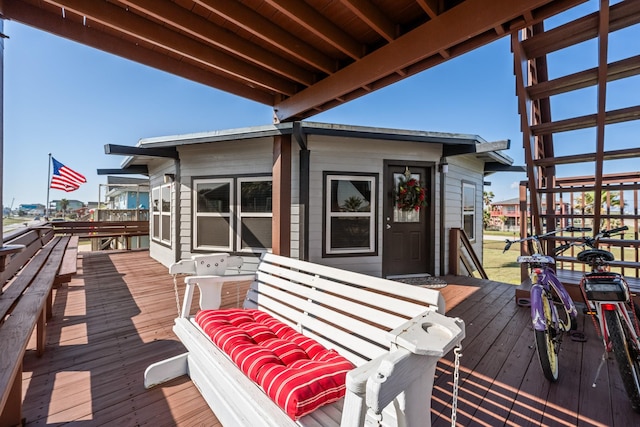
[604,309,640,412]
[534,289,559,382]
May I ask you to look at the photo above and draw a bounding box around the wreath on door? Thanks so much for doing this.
[395,167,427,212]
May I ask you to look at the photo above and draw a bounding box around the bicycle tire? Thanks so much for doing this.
[550,284,577,333]
[604,309,640,412]
[534,290,559,382]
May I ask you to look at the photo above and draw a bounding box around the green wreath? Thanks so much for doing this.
[396,170,427,212]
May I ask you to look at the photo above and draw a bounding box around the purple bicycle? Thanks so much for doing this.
[504,226,589,381]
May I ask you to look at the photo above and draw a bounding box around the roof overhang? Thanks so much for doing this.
[109,121,514,170]
[0,0,586,121]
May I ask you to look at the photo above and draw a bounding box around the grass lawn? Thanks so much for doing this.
[483,238,522,285]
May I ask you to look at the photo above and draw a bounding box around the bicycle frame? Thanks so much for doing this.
[530,265,577,331]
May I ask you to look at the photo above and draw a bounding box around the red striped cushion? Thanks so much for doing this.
[195,309,354,419]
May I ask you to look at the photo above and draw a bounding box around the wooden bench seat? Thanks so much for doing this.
[144,253,465,427]
[0,235,71,427]
[54,235,79,286]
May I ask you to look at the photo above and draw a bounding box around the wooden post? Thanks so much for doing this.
[272,135,291,256]
[0,363,23,427]
[448,228,460,275]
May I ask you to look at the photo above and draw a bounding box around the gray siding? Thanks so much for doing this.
[442,156,485,275]
[306,135,442,277]
[148,158,177,267]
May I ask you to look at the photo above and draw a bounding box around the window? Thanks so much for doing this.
[462,182,476,240]
[193,177,272,252]
[151,183,172,244]
[324,174,376,255]
[237,177,272,250]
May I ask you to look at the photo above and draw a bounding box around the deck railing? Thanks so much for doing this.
[449,227,488,279]
[518,174,640,282]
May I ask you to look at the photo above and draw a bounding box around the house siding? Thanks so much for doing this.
[142,127,493,278]
[442,156,485,274]
[306,135,442,277]
[148,158,177,267]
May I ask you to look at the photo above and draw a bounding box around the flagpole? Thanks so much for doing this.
[46,153,51,219]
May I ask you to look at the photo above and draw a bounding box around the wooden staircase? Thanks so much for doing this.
[512,0,640,238]
[511,0,640,287]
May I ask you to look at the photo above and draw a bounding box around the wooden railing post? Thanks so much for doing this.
[449,228,460,275]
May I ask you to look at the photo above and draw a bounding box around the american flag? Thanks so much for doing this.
[50,157,86,192]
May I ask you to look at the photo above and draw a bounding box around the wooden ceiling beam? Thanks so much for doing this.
[274,0,580,121]
[415,0,439,19]
[1,0,275,105]
[119,0,316,86]
[340,0,397,42]
[193,0,336,74]
[264,0,363,60]
[44,0,297,95]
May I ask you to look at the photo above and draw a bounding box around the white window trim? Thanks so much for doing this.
[462,182,476,241]
[193,178,234,251]
[236,176,273,253]
[151,183,172,245]
[325,174,376,255]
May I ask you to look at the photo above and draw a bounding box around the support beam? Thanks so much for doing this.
[593,0,610,234]
[272,134,291,257]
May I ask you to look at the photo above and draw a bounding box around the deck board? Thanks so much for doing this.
[18,251,640,426]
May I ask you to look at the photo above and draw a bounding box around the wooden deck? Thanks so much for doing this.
[20,250,640,426]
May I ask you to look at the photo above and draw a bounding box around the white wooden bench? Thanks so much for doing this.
[144,253,465,427]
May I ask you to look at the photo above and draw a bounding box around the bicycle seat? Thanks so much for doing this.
[517,254,555,265]
[576,249,615,263]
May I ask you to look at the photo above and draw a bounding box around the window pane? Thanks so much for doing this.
[463,214,474,240]
[152,214,159,238]
[241,181,272,213]
[197,182,230,213]
[331,180,371,212]
[161,186,171,212]
[152,188,160,212]
[196,217,230,247]
[161,215,171,241]
[330,217,370,249]
[241,217,272,249]
[463,185,475,212]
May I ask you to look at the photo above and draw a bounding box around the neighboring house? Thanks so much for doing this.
[18,203,46,216]
[490,197,571,232]
[103,176,150,210]
[112,121,514,278]
[50,200,84,212]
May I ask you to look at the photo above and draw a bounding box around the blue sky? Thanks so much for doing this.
[3,0,639,208]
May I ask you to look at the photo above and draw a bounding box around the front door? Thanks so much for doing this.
[382,163,432,277]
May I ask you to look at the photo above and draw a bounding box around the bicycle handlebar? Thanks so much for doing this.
[502,226,592,253]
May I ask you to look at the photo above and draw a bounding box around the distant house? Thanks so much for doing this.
[489,197,571,232]
[103,176,150,210]
[50,200,84,213]
[18,203,46,216]
[114,121,515,278]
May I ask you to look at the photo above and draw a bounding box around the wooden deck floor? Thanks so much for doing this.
[20,250,640,426]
